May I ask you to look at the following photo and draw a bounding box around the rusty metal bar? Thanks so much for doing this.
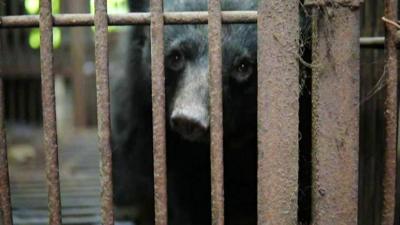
[360,37,386,48]
[208,0,224,225]
[310,5,360,225]
[382,0,398,224]
[150,0,168,225]
[0,11,257,27]
[0,79,13,225]
[39,0,62,224]
[257,0,299,224]
[163,11,255,24]
[94,0,114,225]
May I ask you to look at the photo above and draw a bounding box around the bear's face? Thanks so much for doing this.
[164,24,257,142]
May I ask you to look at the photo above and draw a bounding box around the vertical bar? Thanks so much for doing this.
[382,0,398,224]
[310,5,360,225]
[150,0,168,225]
[208,0,224,225]
[94,0,114,225]
[0,9,13,223]
[0,80,13,225]
[39,0,62,224]
[257,0,299,224]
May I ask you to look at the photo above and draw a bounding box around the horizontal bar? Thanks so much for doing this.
[0,11,257,27]
[360,37,385,46]
[39,0,63,224]
[0,14,391,49]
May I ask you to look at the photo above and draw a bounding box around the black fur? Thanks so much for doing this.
[112,1,258,225]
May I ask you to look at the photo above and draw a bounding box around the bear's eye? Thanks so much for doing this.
[233,59,253,82]
[167,50,185,71]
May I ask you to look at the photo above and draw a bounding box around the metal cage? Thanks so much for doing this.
[0,0,398,225]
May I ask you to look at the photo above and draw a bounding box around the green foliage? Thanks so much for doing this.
[25,0,60,14]
[90,0,129,32]
[25,0,61,49]
[29,28,62,49]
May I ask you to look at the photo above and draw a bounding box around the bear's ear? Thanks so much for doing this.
[128,0,149,12]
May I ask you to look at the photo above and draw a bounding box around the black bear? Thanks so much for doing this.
[111,0,258,224]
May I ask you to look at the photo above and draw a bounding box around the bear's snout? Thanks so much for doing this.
[170,107,209,141]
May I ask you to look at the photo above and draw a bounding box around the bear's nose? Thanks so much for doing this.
[170,112,208,141]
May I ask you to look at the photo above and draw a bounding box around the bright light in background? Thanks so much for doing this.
[29,28,62,49]
[25,0,62,49]
[24,0,60,14]
[24,0,39,14]
[90,0,129,14]
[90,0,129,32]
[25,0,128,49]
[28,29,40,49]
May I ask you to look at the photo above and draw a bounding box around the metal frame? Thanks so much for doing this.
[0,0,397,225]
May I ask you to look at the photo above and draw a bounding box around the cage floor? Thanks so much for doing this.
[7,127,105,225]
